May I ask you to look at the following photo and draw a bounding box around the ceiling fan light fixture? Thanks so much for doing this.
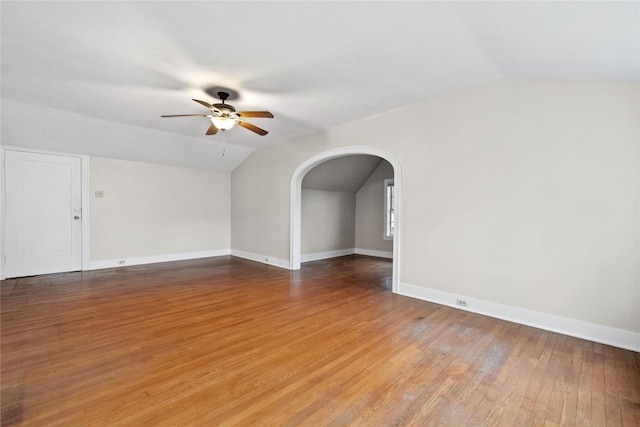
[211,116,236,130]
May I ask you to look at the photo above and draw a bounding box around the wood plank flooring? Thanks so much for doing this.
[1,255,639,426]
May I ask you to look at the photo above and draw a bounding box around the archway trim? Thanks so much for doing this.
[290,146,402,293]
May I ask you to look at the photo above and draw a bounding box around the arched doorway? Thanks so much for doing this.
[290,146,401,293]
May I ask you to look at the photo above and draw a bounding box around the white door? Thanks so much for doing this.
[4,150,83,278]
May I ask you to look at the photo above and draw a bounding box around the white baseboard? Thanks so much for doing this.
[300,248,393,263]
[89,249,230,271]
[301,248,355,262]
[354,248,393,259]
[399,282,640,352]
[230,249,290,269]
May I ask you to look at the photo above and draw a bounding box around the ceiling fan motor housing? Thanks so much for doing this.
[214,103,236,114]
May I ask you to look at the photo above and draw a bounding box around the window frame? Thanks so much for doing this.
[383,178,394,240]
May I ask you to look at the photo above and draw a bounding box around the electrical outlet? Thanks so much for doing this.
[265,257,270,263]
[95,191,104,198]
[118,260,125,265]
[456,298,468,308]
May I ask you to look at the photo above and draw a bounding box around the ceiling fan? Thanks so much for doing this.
[161,91,273,136]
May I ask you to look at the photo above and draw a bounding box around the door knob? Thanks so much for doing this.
[74,216,80,220]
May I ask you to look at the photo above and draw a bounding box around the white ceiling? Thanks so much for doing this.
[303,155,383,193]
[1,1,638,172]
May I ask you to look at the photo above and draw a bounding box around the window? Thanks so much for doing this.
[384,179,394,239]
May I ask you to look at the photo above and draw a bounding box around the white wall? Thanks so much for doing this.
[231,144,293,259]
[355,160,394,254]
[90,157,230,263]
[301,189,355,256]
[231,78,640,339]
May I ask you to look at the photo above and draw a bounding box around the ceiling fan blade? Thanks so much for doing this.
[161,114,208,118]
[237,120,268,136]
[236,111,274,118]
[206,123,219,135]
[193,99,215,110]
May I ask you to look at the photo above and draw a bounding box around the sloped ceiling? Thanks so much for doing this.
[1,1,638,172]
[302,155,383,193]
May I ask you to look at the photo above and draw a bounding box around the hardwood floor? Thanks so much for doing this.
[1,255,639,426]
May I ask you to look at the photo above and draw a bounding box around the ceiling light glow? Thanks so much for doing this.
[211,116,236,130]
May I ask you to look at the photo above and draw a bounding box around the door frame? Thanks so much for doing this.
[290,146,402,293]
[0,146,91,280]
